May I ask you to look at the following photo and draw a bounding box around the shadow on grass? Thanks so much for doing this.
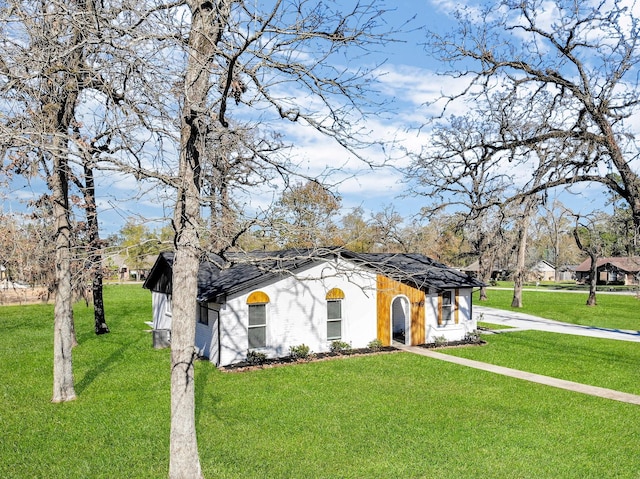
[75,337,141,395]
[195,361,222,425]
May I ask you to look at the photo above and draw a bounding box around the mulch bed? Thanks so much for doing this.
[220,346,400,372]
[220,338,486,373]
[417,338,486,349]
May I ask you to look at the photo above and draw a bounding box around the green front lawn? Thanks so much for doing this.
[477,288,640,331]
[1,284,639,478]
[445,330,640,395]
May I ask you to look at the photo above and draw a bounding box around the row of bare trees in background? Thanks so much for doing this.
[3,184,634,296]
[3,1,640,477]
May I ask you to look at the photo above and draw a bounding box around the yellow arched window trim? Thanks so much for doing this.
[247,291,270,304]
[326,287,345,300]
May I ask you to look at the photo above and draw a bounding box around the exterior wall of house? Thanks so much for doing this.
[375,277,476,346]
[526,261,556,282]
[195,303,220,365]
[217,259,378,366]
[424,288,476,343]
[151,291,172,330]
[376,275,426,346]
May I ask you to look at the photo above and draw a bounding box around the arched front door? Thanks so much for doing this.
[391,296,410,345]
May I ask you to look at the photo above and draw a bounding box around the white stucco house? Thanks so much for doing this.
[143,248,485,367]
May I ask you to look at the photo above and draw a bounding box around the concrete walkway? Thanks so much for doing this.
[397,344,640,405]
[475,305,640,342]
[395,305,640,405]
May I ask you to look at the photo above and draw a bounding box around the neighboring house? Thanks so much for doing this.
[527,260,556,282]
[463,260,512,281]
[574,256,640,285]
[465,259,562,282]
[143,249,485,367]
[556,265,577,282]
[108,254,158,281]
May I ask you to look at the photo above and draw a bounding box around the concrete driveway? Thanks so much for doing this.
[474,305,640,343]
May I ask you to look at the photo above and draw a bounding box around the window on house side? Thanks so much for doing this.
[198,302,209,326]
[441,291,453,324]
[248,304,267,348]
[327,299,342,340]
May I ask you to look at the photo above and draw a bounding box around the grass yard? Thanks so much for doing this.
[478,287,640,331]
[1,284,640,478]
[443,330,640,395]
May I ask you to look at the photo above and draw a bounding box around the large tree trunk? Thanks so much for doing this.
[51,149,76,403]
[169,1,228,477]
[573,227,598,307]
[477,248,497,301]
[169,239,201,479]
[599,118,640,243]
[511,263,525,308]
[92,273,108,334]
[586,252,598,306]
[511,199,535,308]
[49,10,83,401]
[83,161,109,334]
[170,121,204,477]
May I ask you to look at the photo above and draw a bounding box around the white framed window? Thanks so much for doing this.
[248,304,266,348]
[327,300,342,340]
[247,291,270,349]
[440,290,453,325]
[326,288,345,341]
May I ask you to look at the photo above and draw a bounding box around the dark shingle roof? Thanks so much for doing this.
[198,249,324,302]
[142,251,224,297]
[144,248,485,301]
[341,251,485,290]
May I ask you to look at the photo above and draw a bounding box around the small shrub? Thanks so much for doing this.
[367,338,384,351]
[433,335,448,347]
[289,343,312,360]
[464,330,482,343]
[330,340,352,354]
[246,349,267,365]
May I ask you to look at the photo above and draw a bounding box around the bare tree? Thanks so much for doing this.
[509,144,554,307]
[510,195,539,307]
[538,200,576,281]
[72,150,109,334]
[427,0,640,239]
[201,125,281,251]
[0,0,95,402]
[407,113,513,299]
[272,180,342,248]
[572,213,609,306]
[147,1,397,476]
[3,0,398,473]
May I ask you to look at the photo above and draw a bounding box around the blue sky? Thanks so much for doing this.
[2,1,618,235]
